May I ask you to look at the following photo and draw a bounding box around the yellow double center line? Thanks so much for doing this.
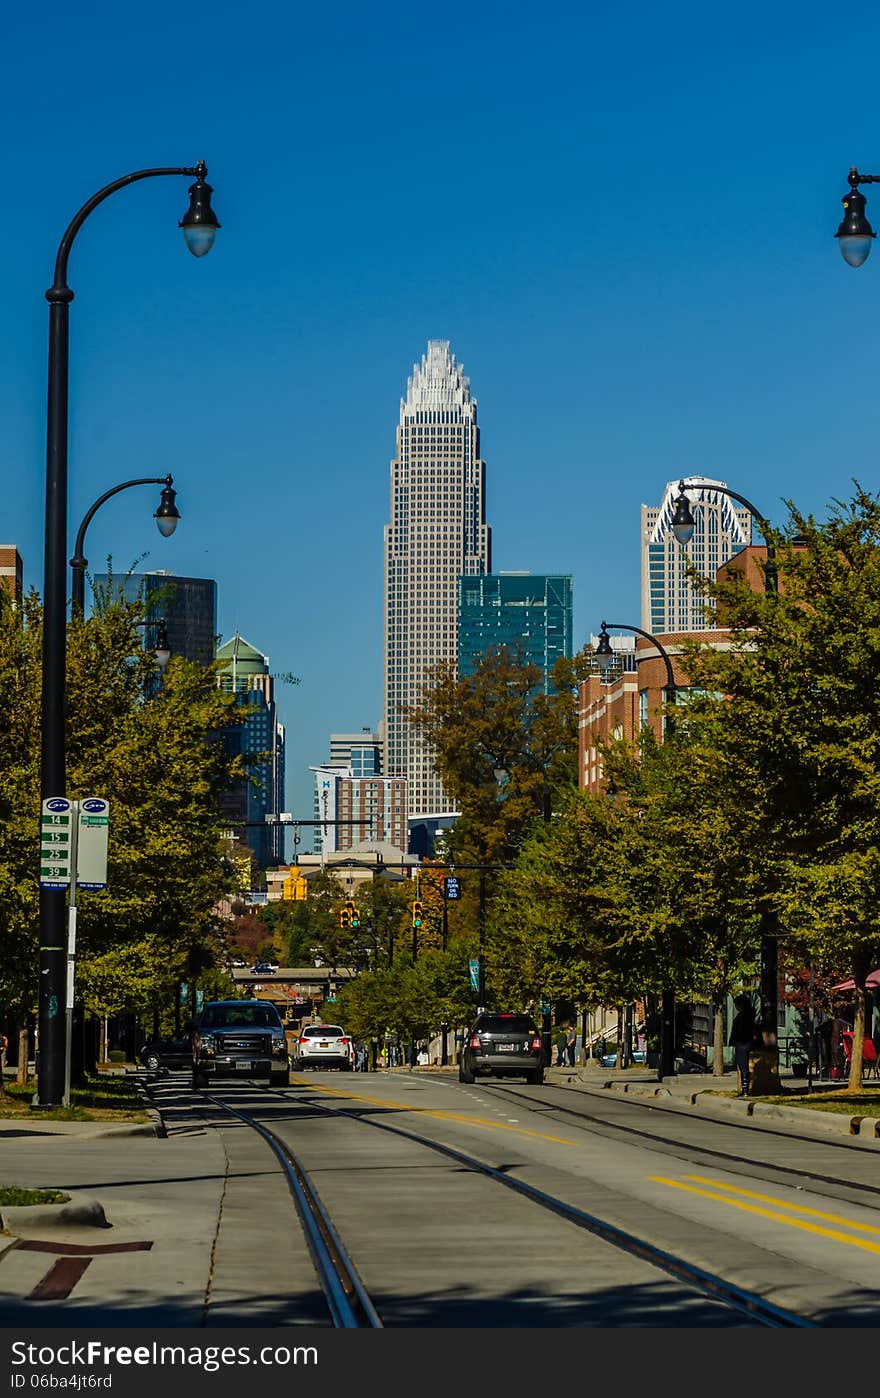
[650,1173,880,1256]
[289,1076,573,1146]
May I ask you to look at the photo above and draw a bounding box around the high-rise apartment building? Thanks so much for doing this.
[215,634,286,867]
[641,477,751,633]
[310,765,408,854]
[312,731,383,853]
[94,570,217,666]
[384,340,491,826]
[458,573,573,692]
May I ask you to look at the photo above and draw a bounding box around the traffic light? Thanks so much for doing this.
[350,902,360,930]
[412,900,423,929]
[339,904,351,929]
[340,898,357,930]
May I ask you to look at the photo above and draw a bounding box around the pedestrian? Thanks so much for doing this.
[729,994,756,1096]
[554,1026,566,1066]
[566,1022,577,1067]
[354,1040,367,1072]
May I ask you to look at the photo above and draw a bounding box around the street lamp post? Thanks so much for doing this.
[670,481,780,1072]
[70,476,180,617]
[594,620,678,1081]
[835,167,879,268]
[37,162,219,1107]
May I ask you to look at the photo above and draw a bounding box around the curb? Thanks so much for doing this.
[0,1197,109,1232]
[586,1080,880,1148]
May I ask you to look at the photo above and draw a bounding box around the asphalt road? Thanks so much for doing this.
[3,1071,878,1327]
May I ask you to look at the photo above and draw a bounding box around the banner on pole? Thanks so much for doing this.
[40,798,73,889]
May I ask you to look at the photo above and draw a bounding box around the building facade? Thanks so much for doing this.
[458,573,573,692]
[215,634,286,867]
[310,764,407,854]
[0,546,23,603]
[641,477,751,634]
[383,340,492,827]
[94,570,217,667]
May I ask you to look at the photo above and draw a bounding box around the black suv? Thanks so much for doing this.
[139,1034,192,1074]
[459,1012,544,1084]
[192,1000,289,1089]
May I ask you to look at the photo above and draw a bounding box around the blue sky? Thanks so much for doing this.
[4,2,879,831]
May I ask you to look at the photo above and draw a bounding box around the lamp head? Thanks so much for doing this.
[180,161,220,257]
[594,623,615,674]
[154,619,171,672]
[836,170,875,267]
[671,482,696,545]
[154,478,180,538]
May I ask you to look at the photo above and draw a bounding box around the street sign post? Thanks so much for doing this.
[469,959,480,991]
[40,798,73,889]
[77,797,109,890]
[444,876,460,900]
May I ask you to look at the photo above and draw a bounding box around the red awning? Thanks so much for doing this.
[830,969,880,992]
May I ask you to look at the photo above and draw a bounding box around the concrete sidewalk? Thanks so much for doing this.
[0,1083,324,1326]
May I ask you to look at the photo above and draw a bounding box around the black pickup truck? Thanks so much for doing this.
[191,1000,289,1089]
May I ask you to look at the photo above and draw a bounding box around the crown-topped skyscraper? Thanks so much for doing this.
[383,340,492,835]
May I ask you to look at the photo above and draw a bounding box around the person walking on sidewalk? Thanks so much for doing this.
[566,1022,577,1067]
[729,995,756,1096]
[554,1026,566,1066]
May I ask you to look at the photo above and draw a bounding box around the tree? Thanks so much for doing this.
[683,486,880,1089]
[0,593,248,1027]
[405,645,592,867]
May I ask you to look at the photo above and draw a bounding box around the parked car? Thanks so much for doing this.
[251,961,279,975]
[293,1024,353,1071]
[139,1035,192,1074]
[599,1050,647,1068]
[191,1000,289,1089]
[459,1012,544,1085]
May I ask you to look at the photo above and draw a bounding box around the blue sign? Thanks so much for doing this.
[469,959,480,991]
[46,798,70,813]
[82,798,107,814]
[445,876,461,900]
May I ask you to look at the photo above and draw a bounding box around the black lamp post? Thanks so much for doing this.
[37,162,219,1107]
[70,475,180,617]
[594,620,678,1081]
[670,480,780,1069]
[835,168,879,268]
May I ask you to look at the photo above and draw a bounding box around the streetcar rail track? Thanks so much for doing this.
[207,1092,382,1329]
[277,1083,812,1328]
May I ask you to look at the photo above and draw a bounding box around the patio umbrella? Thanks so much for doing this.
[830,969,880,992]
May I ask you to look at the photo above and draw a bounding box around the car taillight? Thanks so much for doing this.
[299,1037,308,1045]
[470,1035,481,1049]
[340,1038,350,1045]
[532,1037,542,1050]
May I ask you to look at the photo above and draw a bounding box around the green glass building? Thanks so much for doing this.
[457,573,573,692]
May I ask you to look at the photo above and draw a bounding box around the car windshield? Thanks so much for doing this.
[303,1026,344,1037]
[199,1003,281,1029]
[475,1015,536,1034]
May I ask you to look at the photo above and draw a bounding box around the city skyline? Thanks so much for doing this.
[3,5,875,826]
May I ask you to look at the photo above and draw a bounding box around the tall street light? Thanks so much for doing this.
[594,620,678,1081]
[670,480,780,1070]
[70,475,180,617]
[38,162,219,1107]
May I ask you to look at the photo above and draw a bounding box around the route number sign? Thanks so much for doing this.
[40,798,73,889]
[77,797,109,890]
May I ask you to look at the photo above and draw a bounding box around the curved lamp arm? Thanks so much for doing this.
[676,479,778,594]
[600,621,676,693]
[70,475,173,569]
[49,165,203,297]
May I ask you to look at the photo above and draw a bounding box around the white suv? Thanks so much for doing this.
[294,1024,352,1071]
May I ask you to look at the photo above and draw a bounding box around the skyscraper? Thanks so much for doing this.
[94,570,217,666]
[458,573,573,693]
[384,340,491,826]
[215,634,286,867]
[641,477,751,634]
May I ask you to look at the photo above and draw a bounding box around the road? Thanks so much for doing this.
[2,1071,879,1326]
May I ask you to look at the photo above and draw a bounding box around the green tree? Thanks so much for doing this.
[0,593,247,1024]
[684,485,880,1089]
